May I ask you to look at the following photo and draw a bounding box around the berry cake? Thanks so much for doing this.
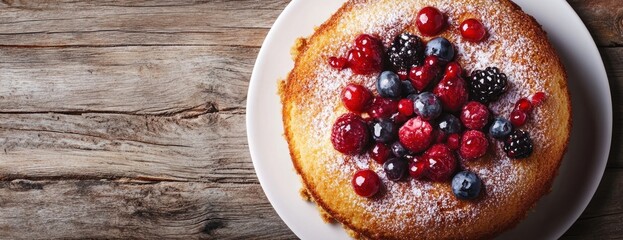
[279,0,571,239]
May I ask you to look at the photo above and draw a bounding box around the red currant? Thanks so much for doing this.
[398,99,415,116]
[460,18,486,42]
[329,56,347,69]
[515,98,533,113]
[416,7,445,36]
[530,92,547,106]
[352,169,381,197]
[341,83,373,113]
[369,143,392,165]
[510,109,527,127]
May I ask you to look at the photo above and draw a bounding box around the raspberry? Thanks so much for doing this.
[504,130,533,159]
[398,116,433,153]
[433,75,469,112]
[331,113,370,155]
[367,96,399,119]
[341,83,373,113]
[352,169,381,197]
[388,33,425,71]
[446,133,461,150]
[346,34,384,75]
[459,130,489,160]
[460,101,490,130]
[422,144,457,181]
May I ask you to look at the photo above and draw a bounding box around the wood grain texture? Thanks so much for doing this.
[0,0,619,239]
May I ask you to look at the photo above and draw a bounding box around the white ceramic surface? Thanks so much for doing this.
[246,0,612,239]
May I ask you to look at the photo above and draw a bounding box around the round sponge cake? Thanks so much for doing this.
[280,0,571,239]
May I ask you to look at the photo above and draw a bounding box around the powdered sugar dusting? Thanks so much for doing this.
[289,0,564,236]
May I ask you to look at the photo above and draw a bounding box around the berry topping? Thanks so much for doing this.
[401,80,417,96]
[408,159,428,179]
[504,130,533,159]
[388,33,425,71]
[459,130,489,160]
[438,114,462,134]
[377,71,403,98]
[352,169,381,197]
[460,101,490,130]
[444,62,462,78]
[391,141,410,158]
[422,144,457,181]
[425,37,455,62]
[369,143,392,164]
[329,56,348,69]
[331,113,370,155]
[489,117,513,139]
[347,34,384,75]
[446,133,461,150]
[530,91,547,105]
[409,65,437,91]
[384,158,409,181]
[468,67,508,103]
[367,96,399,119]
[398,99,415,116]
[433,75,469,112]
[416,7,445,36]
[515,98,533,112]
[341,83,373,113]
[413,92,442,121]
[371,119,397,143]
[452,171,482,200]
[399,116,433,153]
[510,109,527,127]
[460,19,487,42]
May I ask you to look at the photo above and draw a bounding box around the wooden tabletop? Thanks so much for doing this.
[0,0,619,239]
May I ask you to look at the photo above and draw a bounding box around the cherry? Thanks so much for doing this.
[416,7,445,36]
[408,160,428,179]
[460,18,487,42]
[369,143,392,165]
[398,99,415,116]
[341,83,373,113]
[352,169,381,197]
[445,62,462,78]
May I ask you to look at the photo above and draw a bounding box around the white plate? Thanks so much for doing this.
[246,0,612,239]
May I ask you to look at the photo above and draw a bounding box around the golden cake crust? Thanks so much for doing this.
[280,0,571,239]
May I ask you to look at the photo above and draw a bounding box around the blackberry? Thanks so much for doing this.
[503,130,533,159]
[388,33,425,71]
[468,67,508,103]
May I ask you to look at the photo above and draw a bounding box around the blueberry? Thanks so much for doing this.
[376,71,402,98]
[401,80,417,96]
[438,114,462,134]
[371,119,397,143]
[425,37,455,62]
[489,117,513,139]
[413,92,442,121]
[391,141,410,158]
[406,93,419,102]
[452,171,482,200]
[383,158,408,181]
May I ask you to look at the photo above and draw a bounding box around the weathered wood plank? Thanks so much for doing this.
[567,0,623,47]
[561,169,623,239]
[0,46,251,114]
[0,179,293,240]
[0,0,289,47]
[0,112,253,183]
